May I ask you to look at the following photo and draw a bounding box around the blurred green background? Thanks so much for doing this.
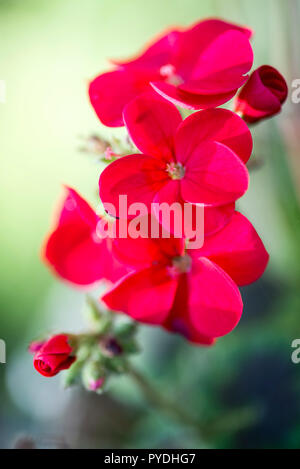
[1,0,300,449]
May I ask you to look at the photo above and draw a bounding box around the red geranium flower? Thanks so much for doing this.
[33,334,76,377]
[43,187,128,287]
[101,212,269,345]
[89,18,253,127]
[99,93,252,233]
[234,65,288,123]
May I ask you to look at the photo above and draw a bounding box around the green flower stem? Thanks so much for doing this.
[128,365,259,442]
[128,365,207,440]
[82,295,258,440]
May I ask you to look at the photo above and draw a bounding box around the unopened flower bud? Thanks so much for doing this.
[88,377,105,392]
[81,135,109,154]
[33,334,76,378]
[82,360,106,393]
[234,65,288,123]
[100,337,123,358]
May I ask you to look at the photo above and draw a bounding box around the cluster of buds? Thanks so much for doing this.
[79,134,138,163]
[29,299,138,393]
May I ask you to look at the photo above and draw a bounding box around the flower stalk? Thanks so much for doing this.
[128,364,259,442]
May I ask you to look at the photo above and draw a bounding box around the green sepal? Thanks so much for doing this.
[63,359,85,388]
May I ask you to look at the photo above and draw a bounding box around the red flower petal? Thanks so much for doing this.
[174,19,253,80]
[165,317,216,346]
[38,334,72,355]
[113,29,181,72]
[151,81,236,110]
[175,108,253,164]
[180,19,253,59]
[102,266,178,325]
[112,232,184,269]
[102,238,130,284]
[164,275,216,346]
[89,69,152,127]
[99,154,168,216]
[188,258,243,338]
[153,185,235,238]
[44,222,108,286]
[152,181,188,235]
[179,141,249,206]
[123,92,182,161]
[204,204,235,236]
[191,211,269,286]
[178,30,253,94]
[154,179,181,206]
[43,188,126,286]
[57,187,98,227]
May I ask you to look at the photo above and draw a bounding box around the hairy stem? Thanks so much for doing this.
[128,365,259,443]
[128,365,207,440]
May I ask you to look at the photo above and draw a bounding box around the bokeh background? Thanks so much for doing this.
[1,0,300,449]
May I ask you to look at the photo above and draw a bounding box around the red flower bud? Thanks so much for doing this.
[235,65,288,123]
[100,337,123,357]
[33,334,76,377]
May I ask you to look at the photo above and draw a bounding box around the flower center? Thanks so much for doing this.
[170,255,192,275]
[160,64,176,77]
[166,162,185,180]
[160,64,183,86]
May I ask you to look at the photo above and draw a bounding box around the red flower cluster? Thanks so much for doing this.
[39,18,287,368]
